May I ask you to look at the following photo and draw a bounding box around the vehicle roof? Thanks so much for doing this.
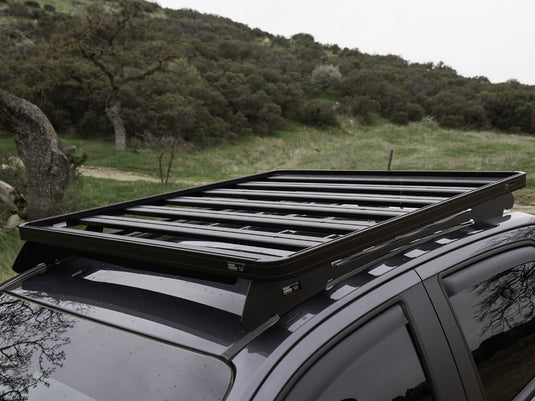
[3,211,534,361]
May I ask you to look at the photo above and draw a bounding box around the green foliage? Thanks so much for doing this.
[23,1,39,8]
[339,95,379,124]
[0,0,534,149]
[299,99,339,127]
[311,64,342,91]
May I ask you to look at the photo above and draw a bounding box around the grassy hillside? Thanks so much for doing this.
[1,120,534,281]
[2,0,534,150]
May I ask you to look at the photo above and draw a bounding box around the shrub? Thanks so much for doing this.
[390,111,410,125]
[439,114,465,129]
[464,104,489,129]
[339,95,378,124]
[24,1,40,8]
[255,102,286,135]
[299,99,339,127]
[421,115,438,128]
[142,1,160,13]
[405,103,425,121]
[311,64,342,91]
[7,4,32,18]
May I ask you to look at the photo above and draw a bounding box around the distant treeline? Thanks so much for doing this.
[1,0,534,145]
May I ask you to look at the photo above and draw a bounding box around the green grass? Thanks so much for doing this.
[2,119,535,195]
[1,119,535,280]
[62,138,162,176]
[2,119,535,197]
[0,231,23,283]
[75,176,187,210]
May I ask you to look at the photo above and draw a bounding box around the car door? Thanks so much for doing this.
[419,230,535,401]
[252,270,466,401]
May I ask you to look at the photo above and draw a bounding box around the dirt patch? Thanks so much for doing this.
[79,166,160,182]
[512,204,535,215]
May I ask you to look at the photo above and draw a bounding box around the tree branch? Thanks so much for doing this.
[120,57,173,85]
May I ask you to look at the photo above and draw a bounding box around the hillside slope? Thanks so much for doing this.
[0,0,534,146]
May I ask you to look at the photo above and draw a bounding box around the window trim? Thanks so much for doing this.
[442,246,535,297]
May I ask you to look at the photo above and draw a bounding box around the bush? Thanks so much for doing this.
[142,1,160,13]
[464,104,489,129]
[311,64,342,91]
[421,115,438,128]
[390,111,410,125]
[339,95,378,124]
[405,103,425,121]
[299,99,339,127]
[7,4,33,18]
[24,1,40,8]
[439,114,465,129]
[255,102,286,135]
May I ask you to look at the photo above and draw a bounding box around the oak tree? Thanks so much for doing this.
[66,0,175,150]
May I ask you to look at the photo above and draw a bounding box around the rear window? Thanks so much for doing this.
[0,294,232,401]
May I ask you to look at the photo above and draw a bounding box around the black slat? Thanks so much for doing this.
[166,196,412,218]
[203,188,445,206]
[237,181,475,195]
[21,226,292,262]
[126,205,367,233]
[78,215,325,250]
[268,173,507,186]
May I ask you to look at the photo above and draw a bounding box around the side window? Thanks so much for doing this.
[443,247,535,401]
[285,306,434,401]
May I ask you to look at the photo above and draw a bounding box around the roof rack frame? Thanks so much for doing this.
[14,170,526,330]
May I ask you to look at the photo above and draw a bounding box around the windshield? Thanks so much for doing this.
[0,294,232,401]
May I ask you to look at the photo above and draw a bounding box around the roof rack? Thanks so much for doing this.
[15,170,525,330]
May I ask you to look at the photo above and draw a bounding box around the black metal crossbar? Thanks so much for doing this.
[15,170,526,330]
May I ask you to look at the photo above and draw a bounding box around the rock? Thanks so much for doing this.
[5,214,24,231]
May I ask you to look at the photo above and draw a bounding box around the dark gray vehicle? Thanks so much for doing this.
[1,170,534,401]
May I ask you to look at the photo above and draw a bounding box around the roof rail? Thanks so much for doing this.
[15,170,526,330]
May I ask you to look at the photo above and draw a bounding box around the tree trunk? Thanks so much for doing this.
[105,94,127,151]
[0,89,70,220]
